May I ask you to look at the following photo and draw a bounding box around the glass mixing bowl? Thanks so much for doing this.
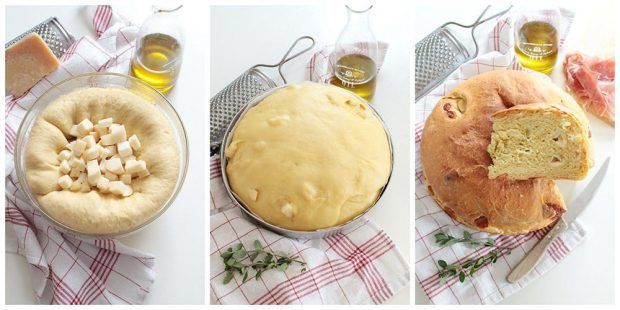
[14,73,189,238]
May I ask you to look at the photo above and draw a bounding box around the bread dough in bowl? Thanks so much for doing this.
[420,70,592,235]
[25,87,180,235]
[225,82,391,231]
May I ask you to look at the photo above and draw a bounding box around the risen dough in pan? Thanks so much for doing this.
[225,82,391,231]
[25,88,180,235]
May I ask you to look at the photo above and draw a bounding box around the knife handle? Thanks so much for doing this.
[506,219,568,283]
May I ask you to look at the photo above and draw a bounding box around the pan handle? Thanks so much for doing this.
[251,36,316,84]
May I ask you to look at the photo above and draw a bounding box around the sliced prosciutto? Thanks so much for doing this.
[563,53,615,126]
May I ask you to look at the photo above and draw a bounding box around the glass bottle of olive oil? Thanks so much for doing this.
[330,53,377,101]
[514,8,561,74]
[131,5,183,93]
[330,5,379,101]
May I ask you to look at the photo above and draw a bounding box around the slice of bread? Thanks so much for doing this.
[487,103,592,180]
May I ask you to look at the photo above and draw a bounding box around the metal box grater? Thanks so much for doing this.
[415,28,469,101]
[209,36,315,155]
[209,68,276,155]
[414,6,512,102]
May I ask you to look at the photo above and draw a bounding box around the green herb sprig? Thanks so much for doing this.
[220,240,307,285]
[434,231,511,283]
[435,231,495,248]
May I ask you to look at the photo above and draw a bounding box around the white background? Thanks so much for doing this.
[4,5,205,305]
[414,3,615,305]
[211,3,411,305]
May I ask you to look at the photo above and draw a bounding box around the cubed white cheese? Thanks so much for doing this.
[89,131,100,142]
[58,150,71,161]
[137,167,150,178]
[86,160,101,186]
[104,171,119,181]
[110,124,127,144]
[83,146,99,161]
[106,157,124,174]
[109,181,125,196]
[117,141,132,158]
[70,176,81,191]
[59,160,71,174]
[94,124,108,136]
[100,159,107,174]
[128,135,141,151]
[105,145,117,157]
[77,119,94,136]
[75,173,90,192]
[121,185,133,197]
[96,177,110,193]
[71,139,87,157]
[124,159,147,175]
[280,203,295,218]
[68,157,85,170]
[97,145,106,160]
[248,189,258,201]
[121,174,132,185]
[69,167,81,178]
[69,125,79,137]
[58,175,73,189]
[121,155,136,164]
[83,135,96,148]
[100,134,115,146]
[98,118,113,127]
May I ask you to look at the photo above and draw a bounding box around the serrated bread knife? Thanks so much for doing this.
[507,157,611,283]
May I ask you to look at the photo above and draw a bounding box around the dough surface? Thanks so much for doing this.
[225,82,391,231]
[25,87,180,235]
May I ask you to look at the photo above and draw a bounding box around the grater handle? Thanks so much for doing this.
[469,5,513,58]
[440,5,513,59]
[251,36,315,84]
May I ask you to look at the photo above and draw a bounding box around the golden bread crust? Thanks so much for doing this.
[420,70,590,234]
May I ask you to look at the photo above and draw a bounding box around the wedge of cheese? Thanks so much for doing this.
[5,33,60,97]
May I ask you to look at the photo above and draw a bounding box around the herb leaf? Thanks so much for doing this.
[223,270,234,284]
[434,231,512,284]
[221,240,307,285]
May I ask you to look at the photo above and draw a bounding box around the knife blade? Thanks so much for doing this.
[506,157,611,283]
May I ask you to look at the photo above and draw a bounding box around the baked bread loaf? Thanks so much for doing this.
[488,102,592,180]
[225,82,391,231]
[420,70,591,235]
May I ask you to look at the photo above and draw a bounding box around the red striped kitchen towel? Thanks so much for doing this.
[210,156,409,305]
[307,42,389,84]
[5,6,154,305]
[415,8,583,305]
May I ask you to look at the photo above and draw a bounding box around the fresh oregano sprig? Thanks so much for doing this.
[434,231,511,283]
[220,240,307,285]
[435,231,495,247]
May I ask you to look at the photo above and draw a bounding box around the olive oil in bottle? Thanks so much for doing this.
[131,33,182,93]
[514,21,559,74]
[330,54,377,101]
[331,5,379,101]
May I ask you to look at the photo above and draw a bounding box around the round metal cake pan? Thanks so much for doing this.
[220,83,394,239]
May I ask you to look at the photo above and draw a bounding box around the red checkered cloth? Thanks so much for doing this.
[5,6,155,305]
[307,42,389,83]
[210,156,409,304]
[414,8,585,305]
